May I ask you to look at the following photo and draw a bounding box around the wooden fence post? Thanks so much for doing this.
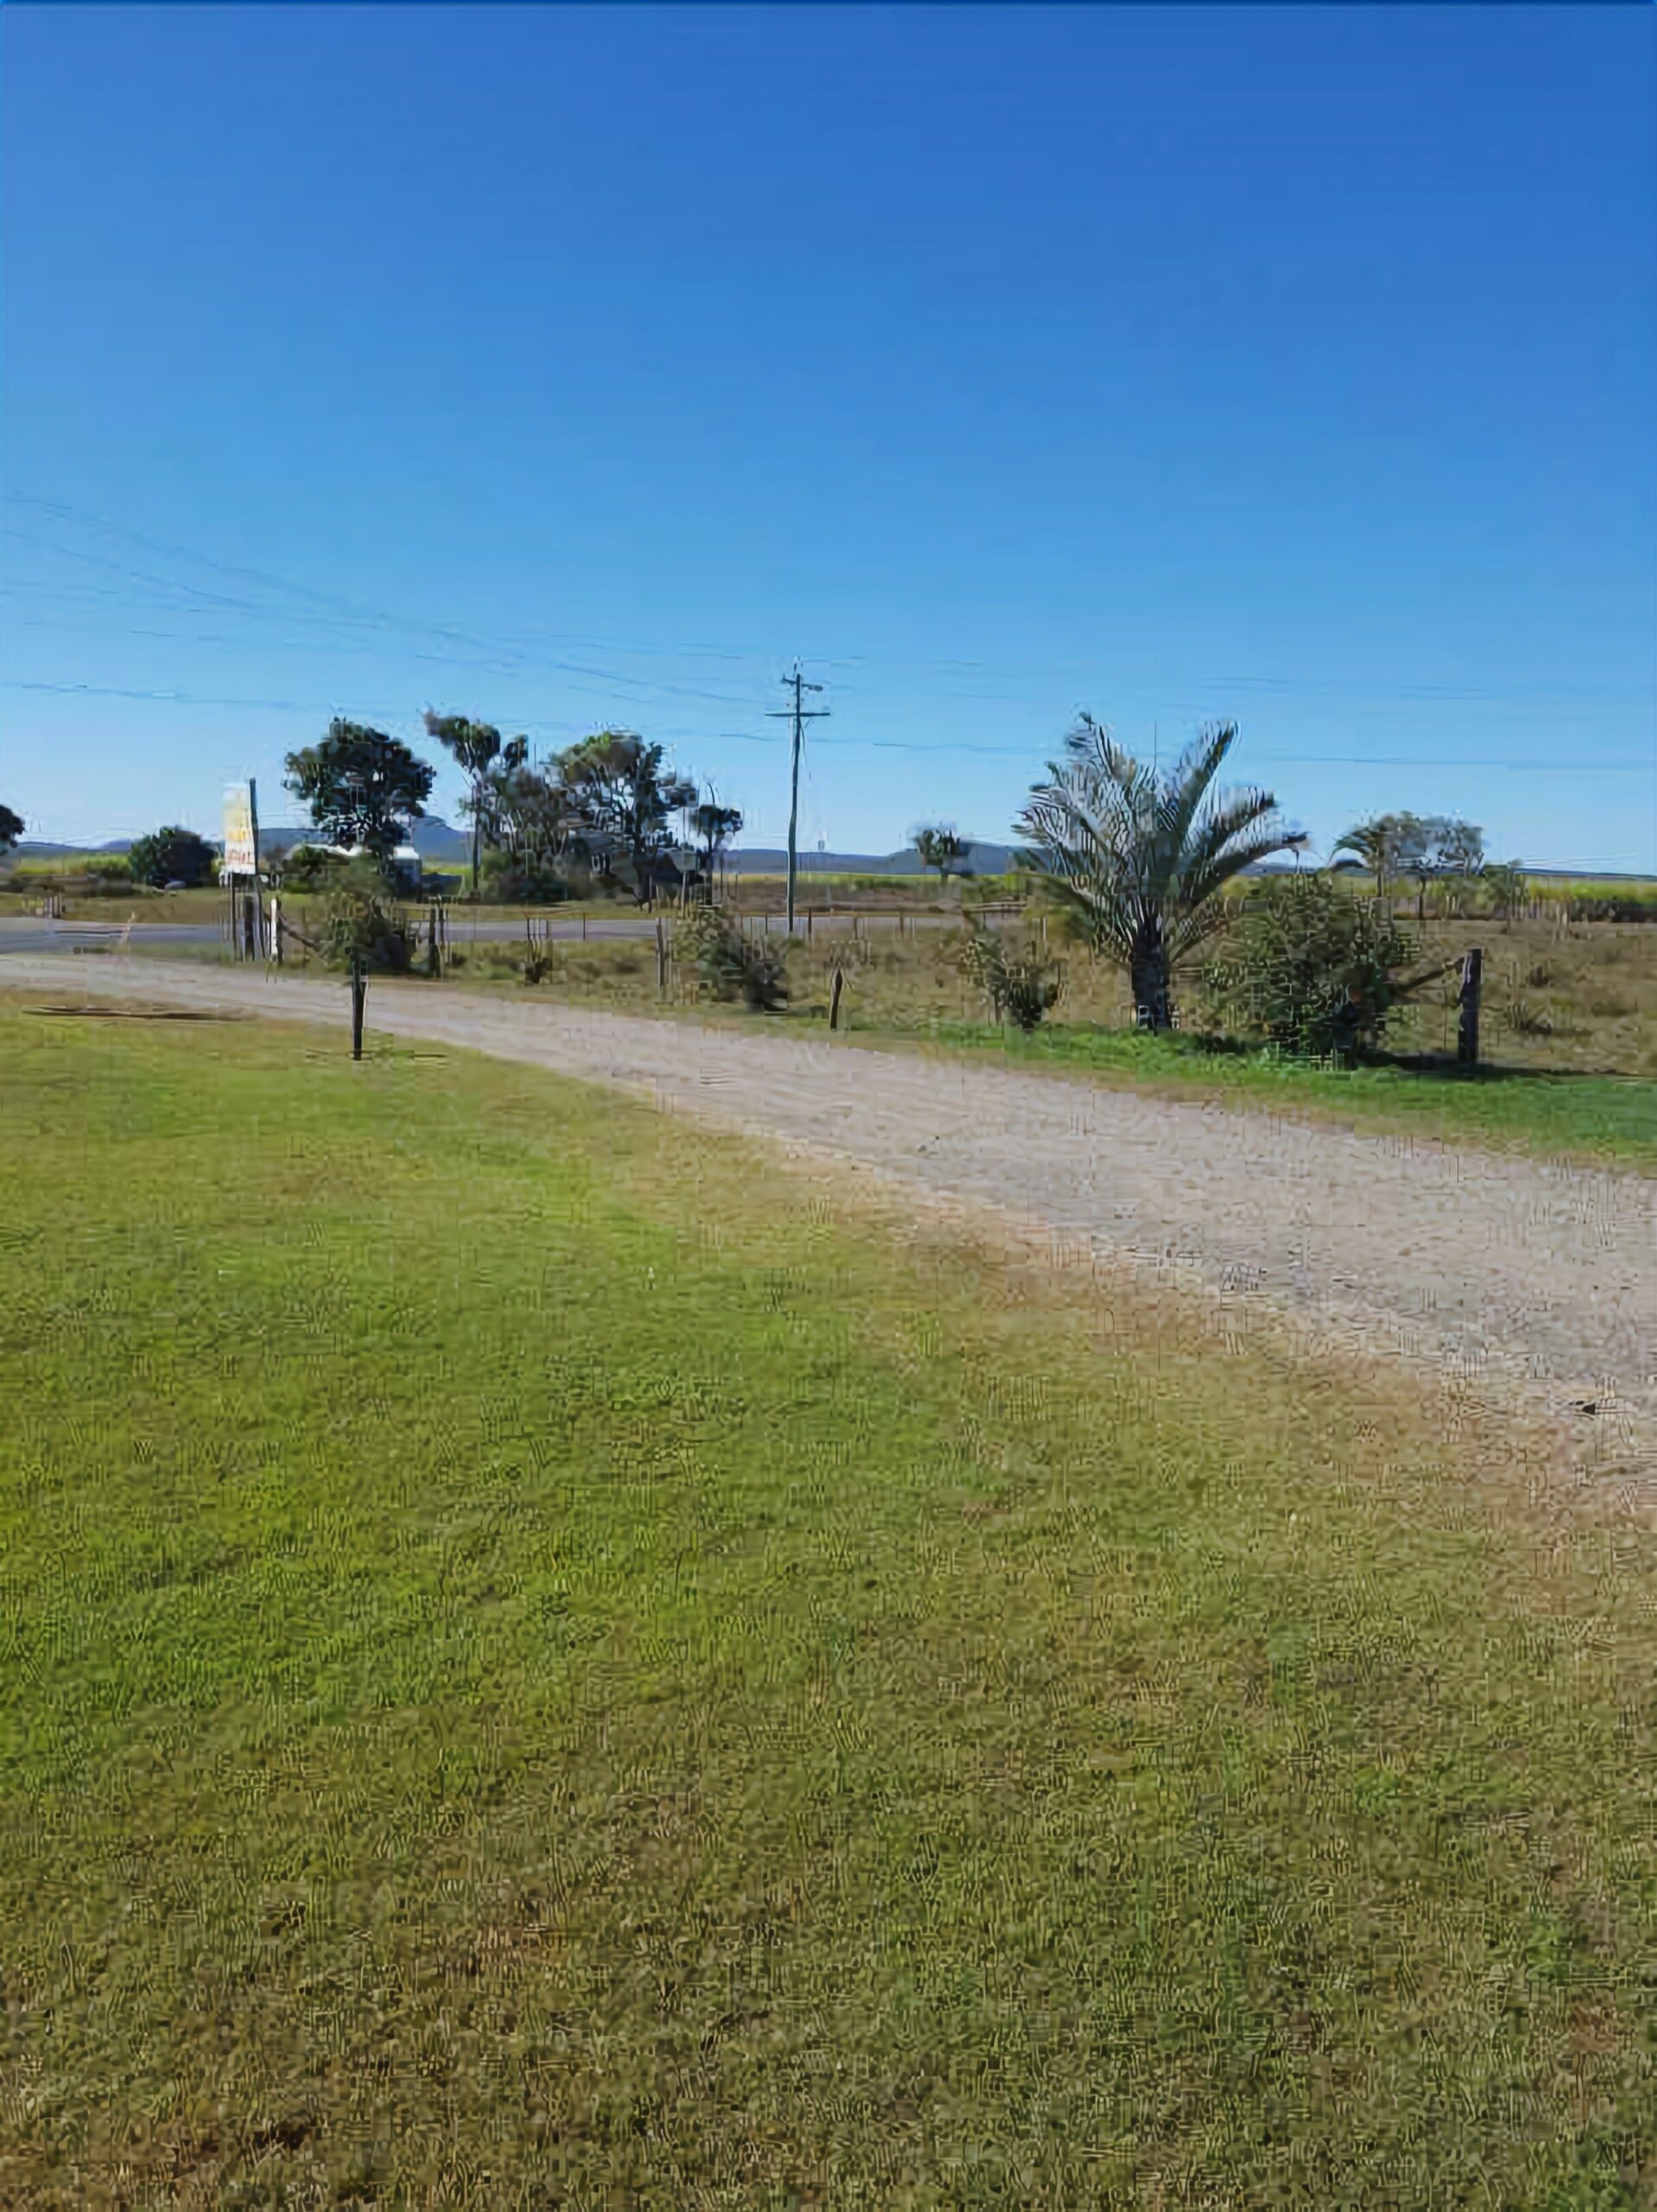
[828,965,845,1032]
[241,891,257,962]
[656,917,668,995]
[1457,947,1482,1066]
[350,953,366,1062]
[270,895,283,965]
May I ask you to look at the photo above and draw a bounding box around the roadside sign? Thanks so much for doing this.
[223,780,260,877]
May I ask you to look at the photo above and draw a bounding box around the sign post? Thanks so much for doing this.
[222,781,261,958]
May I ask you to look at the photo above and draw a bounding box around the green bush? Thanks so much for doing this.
[957,922,1064,1031]
[675,906,788,1012]
[281,846,348,893]
[319,865,414,973]
[1479,861,1528,921]
[1204,874,1416,1060]
[126,826,216,889]
[1566,894,1657,925]
[479,849,571,905]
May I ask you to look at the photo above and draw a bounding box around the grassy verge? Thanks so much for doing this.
[3,1001,1654,2205]
[889,1020,1657,1172]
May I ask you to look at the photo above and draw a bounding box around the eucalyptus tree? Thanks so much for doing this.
[1016,716,1304,1031]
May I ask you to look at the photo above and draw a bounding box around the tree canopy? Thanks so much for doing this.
[127,824,217,889]
[283,721,435,866]
[0,803,23,856]
[553,731,696,904]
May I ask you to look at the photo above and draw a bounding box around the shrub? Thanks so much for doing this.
[282,846,348,893]
[958,922,1064,1031]
[1480,860,1528,922]
[319,864,414,973]
[479,849,571,905]
[1204,874,1415,1060]
[674,906,788,1012]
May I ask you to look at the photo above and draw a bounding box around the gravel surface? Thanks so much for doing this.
[9,955,1654,1476]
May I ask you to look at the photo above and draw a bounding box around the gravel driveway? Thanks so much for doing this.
[9,954,1654,1477]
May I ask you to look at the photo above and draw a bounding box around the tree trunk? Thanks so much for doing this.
[1129,929,1173,1032]
[471,786,482,905]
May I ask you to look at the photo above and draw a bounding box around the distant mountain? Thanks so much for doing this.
[251,816,470,861]
[728,840,1019,876]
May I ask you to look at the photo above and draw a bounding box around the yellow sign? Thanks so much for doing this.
[222,781,259,876]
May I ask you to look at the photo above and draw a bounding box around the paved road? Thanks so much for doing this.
[5,952,1653,1491]
[0,911,949,957]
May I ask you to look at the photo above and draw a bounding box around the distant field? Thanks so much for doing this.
[3,1001,1654,2204]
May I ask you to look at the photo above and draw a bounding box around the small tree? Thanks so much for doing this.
[1482,860,1528,926]
[1205,874,1416,1061]
[1426,817,1484,917]
[0,803,22,857]
[914,824,968,888]
[692,799,744,894]
[284,720,435,870]
[127,824,217,889]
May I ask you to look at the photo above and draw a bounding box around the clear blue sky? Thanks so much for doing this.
[3,3,1654,866]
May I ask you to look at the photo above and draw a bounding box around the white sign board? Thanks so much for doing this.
[222,780,259,876]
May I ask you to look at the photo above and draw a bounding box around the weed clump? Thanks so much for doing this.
[675,906,789,1012]
[958,920,1063,1031]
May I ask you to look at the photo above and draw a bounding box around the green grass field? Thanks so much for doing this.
[3,1002,1655,2206]
[894,1021,1657,1171]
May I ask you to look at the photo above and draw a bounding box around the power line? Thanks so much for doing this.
[3,679,1650,779]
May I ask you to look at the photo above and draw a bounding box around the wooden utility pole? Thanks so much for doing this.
[768,661,828,936]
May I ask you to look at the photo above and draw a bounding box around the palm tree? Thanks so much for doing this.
[1017,717,1304,1031]
[1331,812,1417,906]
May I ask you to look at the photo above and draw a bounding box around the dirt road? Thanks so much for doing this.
[9,955,1654,1476]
